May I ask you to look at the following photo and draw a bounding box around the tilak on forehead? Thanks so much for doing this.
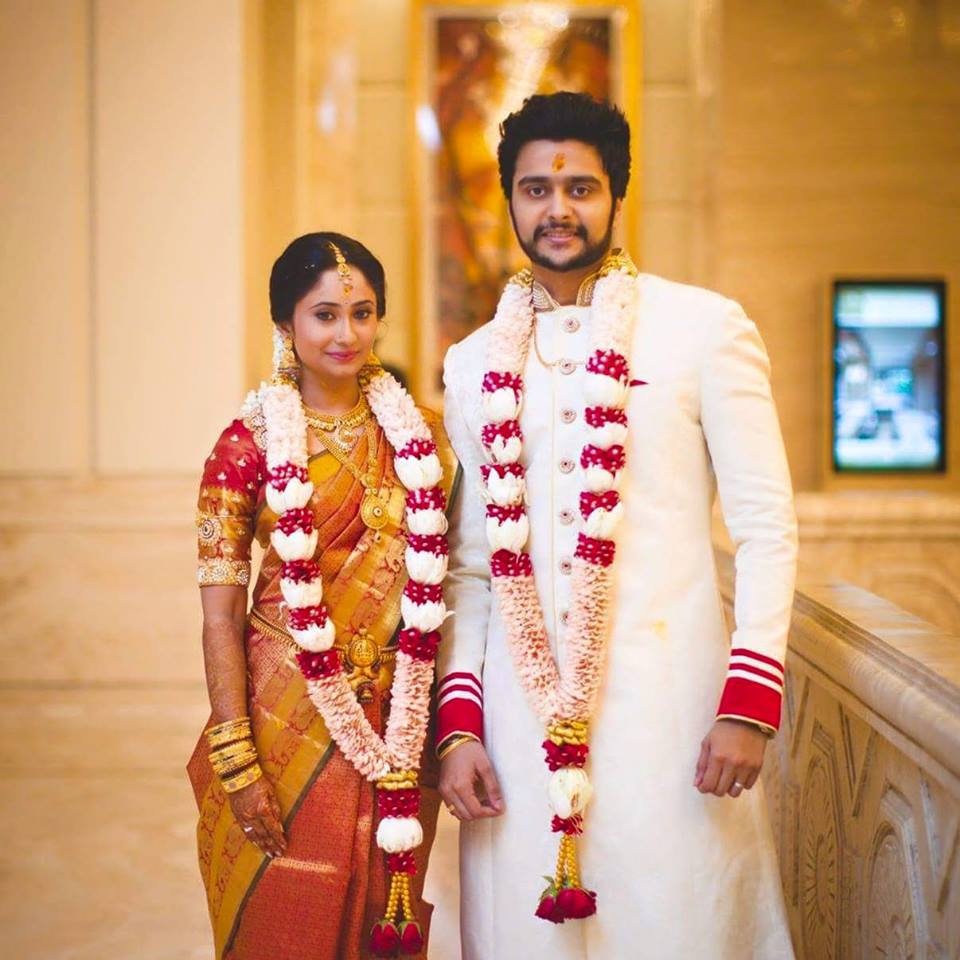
[328,241,353,296]
[552,151,566,172]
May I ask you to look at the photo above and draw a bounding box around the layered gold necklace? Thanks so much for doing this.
[302,393,371,453]
[303,395,389,530]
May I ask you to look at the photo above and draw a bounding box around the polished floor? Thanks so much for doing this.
[0,685,461,958]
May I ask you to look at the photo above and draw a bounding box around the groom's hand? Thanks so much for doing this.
[694,718,767,798]
[440,741,505,821]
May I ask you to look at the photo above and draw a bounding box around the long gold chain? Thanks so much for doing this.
[532,321,584,372]
[308,418,390,530]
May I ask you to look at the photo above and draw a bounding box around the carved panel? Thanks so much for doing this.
[715,547,960,959]
[799,739,843,959]
[866,824,918,959]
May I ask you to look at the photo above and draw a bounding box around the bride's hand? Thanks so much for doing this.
[229,775,287,858]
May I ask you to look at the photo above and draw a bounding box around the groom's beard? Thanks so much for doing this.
[512,205,616,273]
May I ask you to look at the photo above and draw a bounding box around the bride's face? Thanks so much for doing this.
[288,267,379,383]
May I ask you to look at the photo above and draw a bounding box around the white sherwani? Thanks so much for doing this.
[437,272,797,959]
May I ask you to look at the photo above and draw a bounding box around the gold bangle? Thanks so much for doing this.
[209,737,257,763]
[206,717,252,748]
[211,750,259,776]
[437,733,480,761]
[221,763,263,794]
[207,716,251,737]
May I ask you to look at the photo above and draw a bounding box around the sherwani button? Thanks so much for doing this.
[559,509,574,525]
[559,610,570,626]
[559,459,575,474]
[559,360,577,375]
[559,558,572,575]
[560,408,576,424]
[562,316,580,333]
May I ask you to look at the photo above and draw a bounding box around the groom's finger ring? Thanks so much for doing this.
[733,782,744,790]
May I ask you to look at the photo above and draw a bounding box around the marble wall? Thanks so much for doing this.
[1,1,959,958]
[706,0,960,492]
[0,0,246,477]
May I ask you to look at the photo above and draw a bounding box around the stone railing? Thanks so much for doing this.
[716,552,960,959]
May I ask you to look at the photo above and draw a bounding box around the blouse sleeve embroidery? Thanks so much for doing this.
[197,419,265,587]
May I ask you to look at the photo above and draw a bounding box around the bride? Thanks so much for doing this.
[188,232,456,959]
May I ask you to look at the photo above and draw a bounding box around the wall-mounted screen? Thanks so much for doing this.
[832,279,946,472]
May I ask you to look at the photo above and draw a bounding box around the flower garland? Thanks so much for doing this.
[480,251,638,923]
[259,332,449,957]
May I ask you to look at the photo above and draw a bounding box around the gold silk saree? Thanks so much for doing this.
[188,395,457,960]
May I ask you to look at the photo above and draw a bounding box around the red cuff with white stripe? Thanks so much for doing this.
[436,672,484,745]
[715,648,784,732]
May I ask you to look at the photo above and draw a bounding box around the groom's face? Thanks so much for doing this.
[509,139,620,272]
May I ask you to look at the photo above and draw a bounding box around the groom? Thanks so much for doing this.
[436,92,797,958]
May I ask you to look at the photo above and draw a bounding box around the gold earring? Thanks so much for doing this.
[272,327,300,385]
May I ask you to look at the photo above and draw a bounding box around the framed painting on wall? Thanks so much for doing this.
[410,1,640,402]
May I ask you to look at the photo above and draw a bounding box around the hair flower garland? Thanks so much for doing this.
[480,250,639,922]
[258,334,447,957]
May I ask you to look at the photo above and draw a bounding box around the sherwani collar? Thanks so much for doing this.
[529,247,636,312]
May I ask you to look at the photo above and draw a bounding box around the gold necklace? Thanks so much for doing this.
[532,321,583,374]
[302,394,370,454]
[309,417,389,530]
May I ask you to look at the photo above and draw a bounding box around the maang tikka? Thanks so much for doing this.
[328,241,354,295]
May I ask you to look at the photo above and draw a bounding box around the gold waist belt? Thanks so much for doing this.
[248,608,397,703]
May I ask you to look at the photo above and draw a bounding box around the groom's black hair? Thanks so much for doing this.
[497,92,631,201]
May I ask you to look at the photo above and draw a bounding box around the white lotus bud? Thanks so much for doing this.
[486,472,525,506]
[404,549,449,585]
[548,767,593,819]
[265,477,314,514]
[406,508,448,536]
[401,597,447,633]
[583,466,617,494]
[280,576,324,608]
[483,387,521,423]
[586,422,628,449]
[271,528,319,562]
[376,816,423,853]
[395,453,443,491]
[485,514,529,553]
[489,435,522,465]
[584,501,624,539]
[584,372,628,408]
[290,617,336,652]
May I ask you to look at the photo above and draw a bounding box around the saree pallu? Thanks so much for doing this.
[189,401,456,960]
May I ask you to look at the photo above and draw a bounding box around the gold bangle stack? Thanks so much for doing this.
[206,717,253,748]
[206,716,262,792]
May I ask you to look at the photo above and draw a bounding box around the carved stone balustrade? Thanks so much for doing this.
[716,551,960,959]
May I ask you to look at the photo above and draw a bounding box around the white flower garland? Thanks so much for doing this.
[256,339,449,951]
[480,252,639,921]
